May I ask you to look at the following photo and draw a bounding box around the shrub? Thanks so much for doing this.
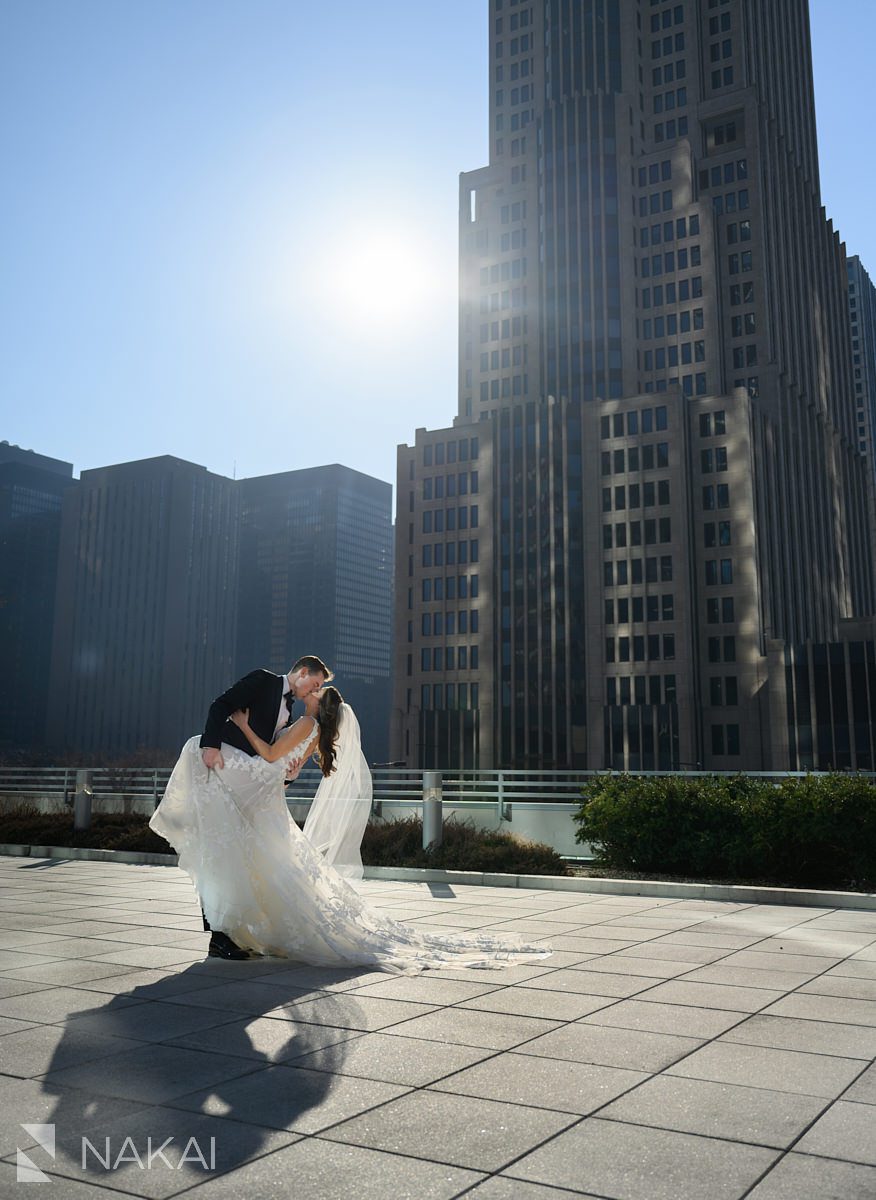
[0,805,173,855]
[362,815,568,876]
[575,773,876,890]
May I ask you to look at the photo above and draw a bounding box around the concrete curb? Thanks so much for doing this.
[1,843,874,910]
[361,864,876,910]
[0,843,179,867]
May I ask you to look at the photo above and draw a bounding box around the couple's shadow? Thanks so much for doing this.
[34,958,370,1186]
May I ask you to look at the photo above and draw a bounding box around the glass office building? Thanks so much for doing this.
[238,465,393,763]
[0,443,75,755]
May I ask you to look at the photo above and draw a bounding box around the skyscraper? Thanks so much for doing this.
[392,0,875,771]
[237,465,393,763]
[47,456,240,756]
[0,443,76,755]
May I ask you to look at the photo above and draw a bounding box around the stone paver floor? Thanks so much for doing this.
[0,856,874,1198]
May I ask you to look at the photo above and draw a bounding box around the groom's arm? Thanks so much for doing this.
[200,670,274,750]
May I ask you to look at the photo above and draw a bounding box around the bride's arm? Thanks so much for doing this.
[230,711,316,763]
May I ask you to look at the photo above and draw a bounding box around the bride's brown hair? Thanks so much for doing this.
[315,686,343,777]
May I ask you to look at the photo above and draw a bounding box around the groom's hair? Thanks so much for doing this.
[292,654,333,681]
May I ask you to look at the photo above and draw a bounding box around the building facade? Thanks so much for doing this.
[0,443,76,756]
[768,618,876,771]
[238,465,393,764]
[392,0,875,771]
[47,456,240,756]
[847,255,876,489]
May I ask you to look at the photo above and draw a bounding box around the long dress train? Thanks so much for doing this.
[149,728,550,975]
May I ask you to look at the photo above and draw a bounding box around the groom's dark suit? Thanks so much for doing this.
[200,669,293,757]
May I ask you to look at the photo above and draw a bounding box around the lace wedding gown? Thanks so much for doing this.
[150,723,550,974]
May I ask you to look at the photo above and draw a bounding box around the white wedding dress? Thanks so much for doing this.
[150,712,550,974]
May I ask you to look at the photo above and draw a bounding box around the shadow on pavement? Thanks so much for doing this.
[25,960,368,1188]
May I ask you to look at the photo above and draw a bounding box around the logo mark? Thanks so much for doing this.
[17,1124,55,1183]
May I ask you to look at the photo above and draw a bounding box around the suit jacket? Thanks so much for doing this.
[200,669,292,757]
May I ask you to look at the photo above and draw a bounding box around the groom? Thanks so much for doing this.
[199,653,332,958]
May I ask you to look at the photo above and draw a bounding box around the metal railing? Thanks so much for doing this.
[0,767,169,806]
[2,764,872,820]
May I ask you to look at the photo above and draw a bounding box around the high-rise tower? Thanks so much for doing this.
[237,465,393,763]
[392,0,875,772]
[0,443,75,754]
[47,456,240,755]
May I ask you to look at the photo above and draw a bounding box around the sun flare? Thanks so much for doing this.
[312,226,445,334]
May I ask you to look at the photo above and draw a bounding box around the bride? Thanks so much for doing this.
[150,686,550,974]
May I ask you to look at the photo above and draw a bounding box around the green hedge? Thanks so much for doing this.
[0,806,568,877]
[575,773,876,890]
[0,806,173,854]
[363,815,568,876]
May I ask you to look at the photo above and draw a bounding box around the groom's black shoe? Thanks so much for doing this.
[207,931,250,960]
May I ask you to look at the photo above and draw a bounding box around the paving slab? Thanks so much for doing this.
[0,1022,145,1079]
[844,1061,876,1105]
[290,1029,494,1085]
[505,1117,780,1199]
[746,1152,876,1199]
[382,1005,561,1050]
[516,1022,703,1072]
[579,997,747,1039]
[178,1137,485,1200]
[39,1042,267,1105]
[793,1100,876,1165]
[457,983,612,1020]
[430,1051,647,1114]
[164,1015,361,1064]
[665,1039,864,1098]
[322,1088,577,1173]
[462,1179,600,1199]
[167,1063,410,1135]
[718,1012,876,1059]
[597,1074,828,1147]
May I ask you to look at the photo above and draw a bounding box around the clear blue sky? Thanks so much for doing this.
[1,0,872,489]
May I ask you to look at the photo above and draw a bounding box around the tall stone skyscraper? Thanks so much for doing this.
[392,0,875,771]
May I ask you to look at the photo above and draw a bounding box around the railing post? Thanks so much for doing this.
[73,770,93,832]
[152,769,159,809]
[422,770,443,850]
[497,770,504,824]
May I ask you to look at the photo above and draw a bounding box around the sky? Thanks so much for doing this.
[1,0,873,490]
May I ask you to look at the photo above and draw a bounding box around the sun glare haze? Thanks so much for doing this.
[312,224,450,338]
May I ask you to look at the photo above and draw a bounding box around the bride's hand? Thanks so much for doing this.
[230,708,250,730]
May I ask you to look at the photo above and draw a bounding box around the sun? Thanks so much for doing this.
[311,225,446,335]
